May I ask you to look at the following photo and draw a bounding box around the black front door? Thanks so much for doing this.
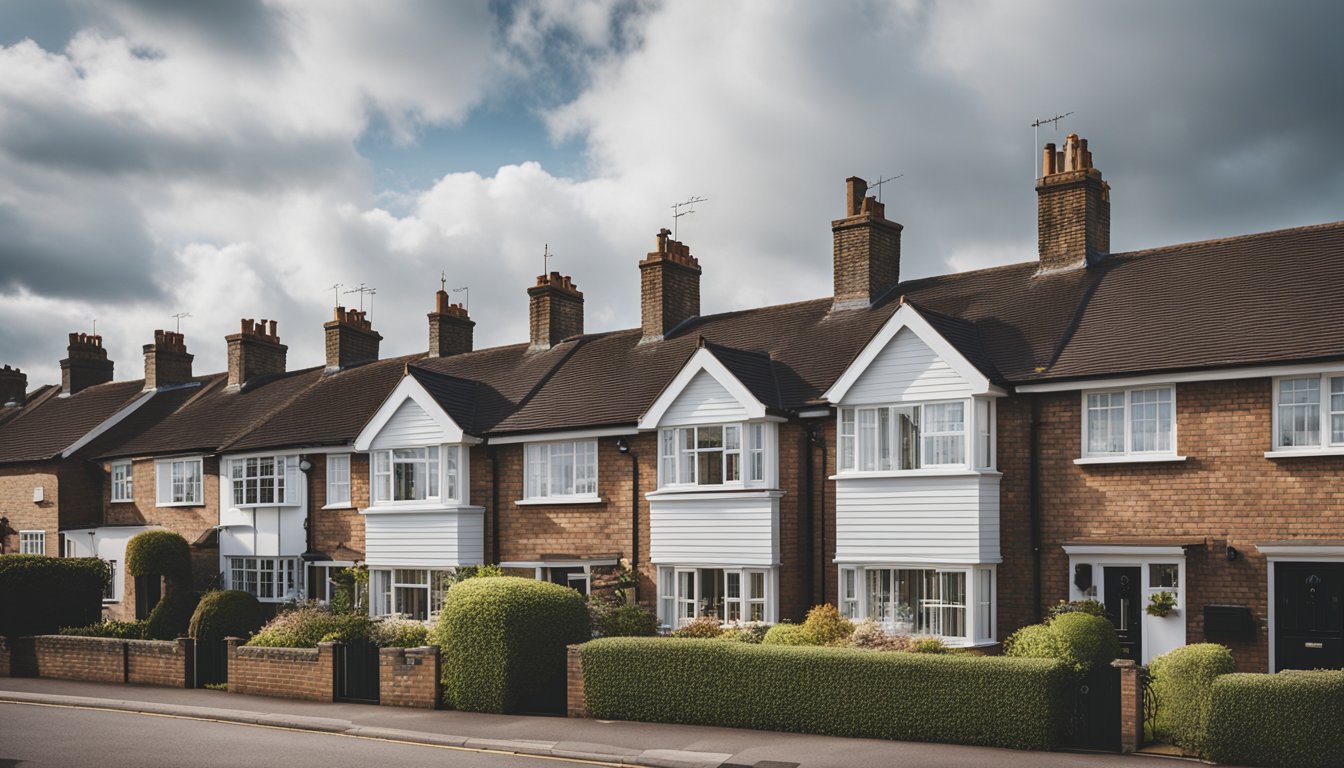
[1275,562,1344,671]
[1104,567,1143,661]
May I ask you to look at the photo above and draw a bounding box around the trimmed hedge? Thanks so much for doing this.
[189,590,264,643]
[1004,612,1119,674]
[436,576,589,713]
[580,638,1070,750]
[125,531,191,580]
[1148,643,1235,754]
[61,619,149,639]
[0,555,108,638]
[146,589,199,640]
[1206,671,1344,768]
[762,623,814,646]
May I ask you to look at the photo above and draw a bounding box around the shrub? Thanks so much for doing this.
[145,589,199,640]
[1148,643,1236,754]
[670,615,725,639]
[716,623,769,644]
[1046,599,1107,621]
[1206,671,1344,768]
[587,594,659,638]
[0,555,108,638]
[1004,623,1062,661]
[188,590,264,643]
[580,638,1070,750]
[371,616,430,648]
[248,605,374,647]
[909,636,947,654]
[1006,614,1119,674]
[125,531,191,581]
[435,576,589,713]
[849,619,891,649]
[328,567,366,615]
[762,623,815,646]
[801,604,854,646]
[61,619,149,639]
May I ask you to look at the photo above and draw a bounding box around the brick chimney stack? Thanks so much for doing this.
[323,306,381,373]
[0,365,26,407]
[1037,133,1110,271]
[428,290,474,358]
[60,333,114,396]
[143,330,194,390]
[640,228,701,343]
[832,176,904,310]
[528,272,584,350]
[225,319,286,389]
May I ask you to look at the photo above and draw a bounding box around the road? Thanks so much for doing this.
[0,701,611,768]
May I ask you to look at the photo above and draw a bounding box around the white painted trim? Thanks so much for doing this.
[358,504,486,516]
[644,489,786,501]
[638,347,769,430]
[320,503,354,511]
[798,408,832,418]
[489,426,636,445]
[1062,545,1190,556]
[1074,455,1188,466]
[1257,544,1344,557]
[1264,448,1344,459]
[823,303,1003,404]
[513,498,605,506]
[353,375,472,451]
[1016,360,1344,393]
[499,559,619,569]
[830,468,1002,480]
[61,388,158,458]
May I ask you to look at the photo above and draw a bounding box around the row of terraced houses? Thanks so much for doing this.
[2,135,1342,673]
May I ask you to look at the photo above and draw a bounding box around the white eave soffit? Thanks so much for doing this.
[352,374,471,451]
[822,303,1002,404]
[637,347,768,430]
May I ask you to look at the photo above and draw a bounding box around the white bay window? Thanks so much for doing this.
[372,446,460,504]
[369,568,454,620]
[658,423,773,488]
[838,399,988,472]
[657,566,772,627]
[1080,386,1177,459]
[524,440,597,500]
[838,565,995,644]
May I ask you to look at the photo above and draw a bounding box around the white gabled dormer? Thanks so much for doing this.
[826,301,1003,647]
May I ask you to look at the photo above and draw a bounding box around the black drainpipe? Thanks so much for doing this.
[811,426,829,604]
[490,445,501,564]
[621,439,640,603]
[802,424,817,608]
[1030,395,1043,622]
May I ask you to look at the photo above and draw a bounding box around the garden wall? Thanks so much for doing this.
[0,635,191,686]
[379,646,440,708]
[227,638,334,702]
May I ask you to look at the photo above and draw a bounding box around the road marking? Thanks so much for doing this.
[0,699,622,767]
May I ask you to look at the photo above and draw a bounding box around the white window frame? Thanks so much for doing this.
[655,565,774,628]
[371,445,460,505]
[228,455,288,507]
[19,530,45,555]
[111,461,133,503]
[1271,374,1344,453]
[368,567,453,620]
[657,422,774,489]
[523,440,598,501]
[325,454,351,508]
[156,457,203,506]
[1078,386,1180,461]
[837,399,976,473]
[104,560,118,602]
[228,556,302,602]
[837,564,995,645]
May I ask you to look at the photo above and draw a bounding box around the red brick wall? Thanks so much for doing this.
[566,644,586,717]
[379,646,439,708]
[0,464,61,555]
[228,639,334,702]
[102,457,218,542]
[16,635,189,686]
[306,453,368,560]
[125,638,192,687]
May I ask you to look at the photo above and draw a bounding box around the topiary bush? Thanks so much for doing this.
[1005,613,1119,674]
[60,619,149,639]
[145,589,199,640]
[188,590,264,643]
[1148,643,1236,755]
[125,531,192,581]
[1046,599,1108,621]
[1206,671,1344,768]
[801,604,854,646]
[580,638,1070,750]
[247,604,373,647]
[762,623,815,646]
[1004,622,1062,661]
[670,615,725,639]
[0,555,109,638]
[436,576,589,713]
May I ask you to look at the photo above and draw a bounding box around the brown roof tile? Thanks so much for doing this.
[0,379,147,463]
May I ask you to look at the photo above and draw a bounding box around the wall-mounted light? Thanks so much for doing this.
[1226,545,1238,562]
[615,437,630,454]
[299,457,313,473]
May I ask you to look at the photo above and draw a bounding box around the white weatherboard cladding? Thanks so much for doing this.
[843,327,974,405]
[835,474,1001,563]
[364,510,484,567]
[659,370,751,427]
[370,399,451,450]
[648,493,779,566]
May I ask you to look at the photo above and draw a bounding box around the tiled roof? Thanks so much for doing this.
[0,379,147,463]
[409,341,576,434]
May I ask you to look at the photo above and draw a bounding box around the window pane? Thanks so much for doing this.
[1149,563,1179,589]
[858,409,877,471]
[839,409,856,471]
[1278,378,1321,447]
[1331,378,1344,445]
[923,402,965,466]
[877,408,892,471]
[1087,392,1125,454]
[679,429,695,484]
[976,569,992,641]
[1131,388,1173,453]
[698,448,723,484]
[895,406,919,470]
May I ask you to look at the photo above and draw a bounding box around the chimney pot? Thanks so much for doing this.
[60,331,114,395]
[1036,134,1110,270]
[528,272,584,350]
[832,176,903,311]
[428,288,474,358]
[324,303,381,373]
[0,364,26,407]
[640,229,702,343]
[143,329,193,390]
[226,318,286,388]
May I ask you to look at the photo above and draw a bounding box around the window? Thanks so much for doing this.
[659,423,772,487]
[326,454,351,507]
[229,455,287,506]
[656,566,771,627]
[372,446,454,503]
[524,441,598,499]
[229,557,301,601]
[156,458,203,505]
[975,399,993,469]
[104,560,117,601]
[976,568,993,642]
[369,568,454,620]
[1082,387,1176,457]
[841,566,976,641]
[1274,375,1344,450]
[19,530,45,555]
[111,461,133,503]
[838,401,974,471]
[1149,563,1180,590]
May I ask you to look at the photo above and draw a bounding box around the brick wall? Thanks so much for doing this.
[10,635,190,687]
[527,274,583,349]
[378,646,440,708]
[228,638,335,702]
[831,214,902,307]
[103,455,219,597]
[0,464,61,555]
[566,644,586,717]
[307,453,368,559]
[1036,169,1109,270]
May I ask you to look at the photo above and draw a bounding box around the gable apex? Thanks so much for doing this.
[353,373,471,450]
[638,347,768,430]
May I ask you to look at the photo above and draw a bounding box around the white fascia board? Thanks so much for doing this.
[1062,545,1189,557]
[61,388,157,458]
[352,374,467,451]
[822,303,1000,404]
[1257,544,1344,558]
[488,426,637,445]
[1016,360,1344,393]
[637,347,768,430]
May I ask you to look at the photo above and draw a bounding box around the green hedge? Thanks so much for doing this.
[1148,643,1236,754]
[60,619,149,639]
[189,590,264,643]
[0,555,108,638]
[146,589,199,640]
[436,576,589,713]
[580,638,1070,750]
[125,531,192,581]
[247,605,373,648]
[1206,671,1344,768]
[1004,613,1120,674]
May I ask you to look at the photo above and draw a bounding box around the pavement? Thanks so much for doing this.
[0,677,1179,768]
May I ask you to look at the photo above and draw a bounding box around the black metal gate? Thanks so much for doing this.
[194,637,229,688]
[1062,665,1120,752]
[334,639,380,704]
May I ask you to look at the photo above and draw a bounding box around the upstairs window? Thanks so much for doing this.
[229,455,288,506]
[1275,375,1344,450]
[111,461,133,503]
[525,440,598,499]
[326,454,351,507]
[1082,387,1176,457]
[156,458,203,506]
[659,422,780,488]
[372,446,458,503]
[838,401,968,471]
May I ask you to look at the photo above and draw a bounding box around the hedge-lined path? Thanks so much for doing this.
[0,678,1177,768]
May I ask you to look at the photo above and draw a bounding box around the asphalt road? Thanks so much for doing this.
[0,701,611,768]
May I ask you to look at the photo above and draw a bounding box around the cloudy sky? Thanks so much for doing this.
[1,0,1341,386]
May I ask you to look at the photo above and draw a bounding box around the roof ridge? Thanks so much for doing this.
[216,370,325,452]
[1109,219,1344,262]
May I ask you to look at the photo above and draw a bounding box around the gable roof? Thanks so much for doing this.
[638,345,777,430]
[0,379,149,464]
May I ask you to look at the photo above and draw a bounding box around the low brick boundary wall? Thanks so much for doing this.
[379,646,440,708]
[227,638,335,702]
[0,636,192,686]
[1113,659,1145,753]
[566,644,585,717]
